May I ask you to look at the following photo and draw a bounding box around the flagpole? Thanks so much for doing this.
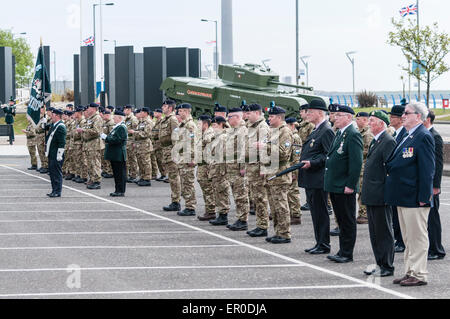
[40,37,46,109]
[417,0,420,101]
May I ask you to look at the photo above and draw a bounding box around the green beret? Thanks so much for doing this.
[370,110,390,126]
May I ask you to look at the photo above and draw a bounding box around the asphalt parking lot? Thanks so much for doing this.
[0,157,448,299]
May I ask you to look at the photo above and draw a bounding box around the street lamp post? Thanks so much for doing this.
[104,39,117,49]
[93,2,114,83]
[300,55,310,87]
[201,19,218,79]
[345,51,357,104]
[12,32,26,40]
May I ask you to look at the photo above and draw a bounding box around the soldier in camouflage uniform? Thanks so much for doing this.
[78,103,103,189]
[148,111,158,180]
[242,104,256,216]
[286,117,303,225]
[208,116,231,226]
[355,112,374,224]
[245,104,271,237]
[160,100,182,212]
[174,104,199,216]
[259,106,294,244]
[71,106,87,183]
[152,109,167,181]
[196,115,216,221]
[35,106,49,174]
[223,108,250,231]
[124,105,140,183]
[22,118,38,170]
[101,109,115,178]
[298,105,315,212]
[131,107,153,186]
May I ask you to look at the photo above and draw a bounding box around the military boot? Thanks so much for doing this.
[177,208,196,216]
[137,180,152,187]
[198,212,216,221]
[291,217,301,225]
[209,214,228,226]
[247,227,268,237]
[156,175,166,182]
[39,168,48,174]
[163,202,181,212]
[228,220,248,231]
[301,203,310,211]
[28,165,37,170]
[103,173,114,179]
[87,182,101,190]
[65,174,75,181]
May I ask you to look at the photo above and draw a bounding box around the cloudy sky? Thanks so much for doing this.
[2,0,450,93]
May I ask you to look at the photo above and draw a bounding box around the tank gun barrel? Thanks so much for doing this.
[268,80,313,91]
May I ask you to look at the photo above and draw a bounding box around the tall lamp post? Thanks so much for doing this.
[104,39,117,49]
[12,32,27,40]
[300,55,310,87]
[345,51,357,104]
[201,19,218,79]
[93,2,114,83]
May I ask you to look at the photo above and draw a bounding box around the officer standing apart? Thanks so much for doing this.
[160,99,182,212]
[102,109,128,197]
[2,97,16,143]
[386,102,435,287]
[299,99,335,254]
[361,111,396,277]
[324,105,363,263]
[45,109,66,198]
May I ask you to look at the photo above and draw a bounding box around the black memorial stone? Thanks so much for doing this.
[134,53,144,107]
[143,46,167,109]
[166,47,189,77]
[115,46,135,106]
[73,54,81,106]
[80,46,95,105]
[0,47,13,104]
[104,54,115,106]
[189,48,201,78]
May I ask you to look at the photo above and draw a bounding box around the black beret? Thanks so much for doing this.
[47,107,54,112]
[141,107,151,114]
[199,114,212,122]
[9,97,15,102]
[163,99,176,106]
[328,104,338,112]
[334,104,355,115]
[389,105,405,116]
[242,105,250,112]
[63,110,71,116]
[106,105,115,111]
[248,104,262,111]
[212,116,227,124]
[124,104,134,109]
[214,103,228,113]
[178,103,192,109]
[228,107,243,114]
[52,108,63,115]
[89,102,99,108]
[285,117,297,124]
[356,112,369,118]
[308,99,327,112]
[300,104,309,110]
[66,104,74,108]
[114,109,125,116]
[134,108,141,114]
[268,106,286,115]
[104,110,111,115]
[154,108,162,113]
[149,111,154,117]
[75,106,84,112]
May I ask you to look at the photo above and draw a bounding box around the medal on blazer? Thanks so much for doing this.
[402,147,414,158]
[310,139,315,148]
[337,141,344,154]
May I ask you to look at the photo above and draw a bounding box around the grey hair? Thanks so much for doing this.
[407,102,429,121]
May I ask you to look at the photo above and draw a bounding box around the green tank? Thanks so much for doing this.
[160,63,329,118]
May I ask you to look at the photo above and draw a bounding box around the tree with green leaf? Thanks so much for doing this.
[0,29,34,89]
[388,19,450,107]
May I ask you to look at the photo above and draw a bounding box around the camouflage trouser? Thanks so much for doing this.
[27,144,38,166]
[151,152,158,178]
[247,164,269,230]
[267,183,291,239]
[101,149,112,175]
[197,165,215,214]
[211,165,230,215]
[180,163,197,210]
[72,145,87,178]
[357,176,367,218]
[249,184,255,212]
[288,173,301,218]
[136,150,152,180]
[62,148,71,174]
[86,149,102,183]
[155,148,166,176]
[226,166,250,222]
[163,146,181,203]
[127,144,139,179]
[37,136,48,169]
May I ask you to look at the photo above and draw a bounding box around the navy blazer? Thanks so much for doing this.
[429,127,443,189]
[395,126,408,143]
[298,121,335,189]
[385,124,435,207]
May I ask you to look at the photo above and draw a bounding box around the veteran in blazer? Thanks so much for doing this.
[361,111,397,277]
[324,105,363,263]
[45,108,67,198]
[298,99,335,255]
[385,102,435,287]
[103,109,128,197]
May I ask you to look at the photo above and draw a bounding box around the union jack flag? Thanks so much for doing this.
[82,36,95,46]
[399,4,418,17]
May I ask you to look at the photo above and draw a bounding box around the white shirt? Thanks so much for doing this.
[374,129,385,141]
[339,121,353,135]
[395,126,404,137]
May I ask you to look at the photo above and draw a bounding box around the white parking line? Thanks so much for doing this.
[0,264,303,273]
[0,244,240,251]
[0,218,163,223]
[0,231,199,236]
[0,210,137,213]
[0,285,368,298]
[0,196,96,198]
[0,165,415,299]
[1,202,113,205]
